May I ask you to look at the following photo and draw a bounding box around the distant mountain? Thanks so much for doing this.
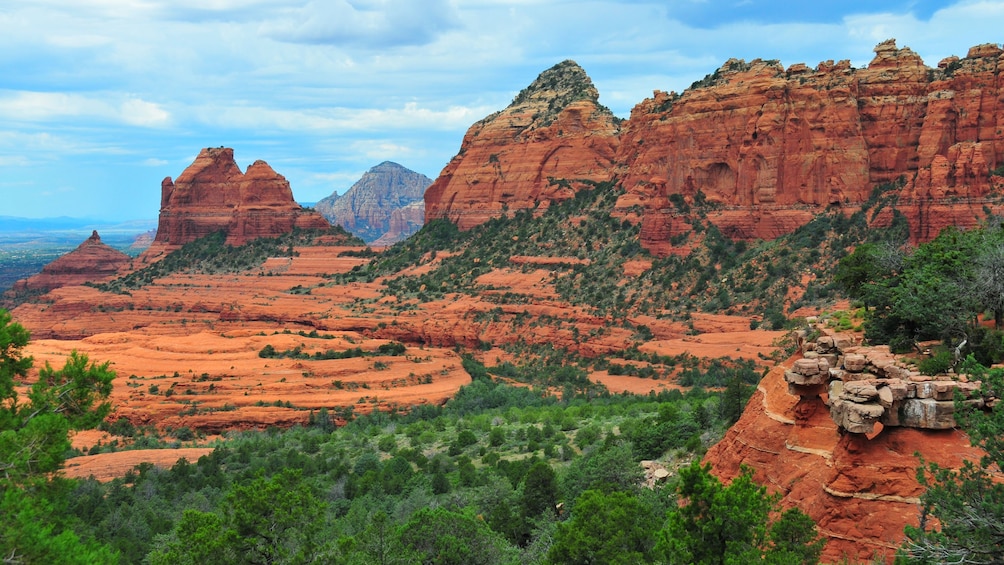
[315,162,431,245]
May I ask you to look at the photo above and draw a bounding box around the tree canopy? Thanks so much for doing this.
[0,309,118,563]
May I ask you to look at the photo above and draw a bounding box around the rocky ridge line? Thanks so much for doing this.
[424,41,1004,251]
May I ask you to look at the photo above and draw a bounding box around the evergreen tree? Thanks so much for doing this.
[901,356,1004,563]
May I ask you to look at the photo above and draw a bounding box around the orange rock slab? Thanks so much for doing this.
[705,356,984,563]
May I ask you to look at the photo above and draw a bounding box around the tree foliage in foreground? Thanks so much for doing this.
[0,309,117,563]
[657,461,824,565]
[900,356,1004,564]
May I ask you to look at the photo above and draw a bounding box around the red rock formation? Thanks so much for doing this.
[372,200,425,247]
[4,231,131,300]
[621,40,1004,249]
[704,354,984,563]
[315,161,430,245]
[424,41,1004,250]
[144,148,329,258]
[424,60,621,230]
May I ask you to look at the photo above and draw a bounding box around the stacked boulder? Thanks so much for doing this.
[785,329,984,435]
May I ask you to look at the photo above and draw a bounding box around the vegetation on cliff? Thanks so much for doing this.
[98,226,362,293]
[836,217,1004,363]
[901,356,1004,563]
[342,176,910,331]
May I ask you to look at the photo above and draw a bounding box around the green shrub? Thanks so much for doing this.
[918,350,954,376]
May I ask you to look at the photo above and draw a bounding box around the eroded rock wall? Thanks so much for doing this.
[424,41,1004,252]
[622,40,1004,250]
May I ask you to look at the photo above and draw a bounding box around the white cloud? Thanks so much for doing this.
[143,157,169,166]
[193,101,496,133]
[121,98,171,126]
[350,140,415,161]
[0,155,30,166]
[0,91,170,128]
[262,0,460,48]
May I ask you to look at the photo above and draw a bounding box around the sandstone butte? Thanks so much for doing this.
[314,161,431,246]
[2,230,131,304]
[142,147,330,261]
[425,41,1004,254]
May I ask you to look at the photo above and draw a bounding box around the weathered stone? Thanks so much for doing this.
[785,370,828,387]
[816,336,836,353]
[788,382,829,397]
[793,357,829,376]
[841,371,878,383]
[898,398,957,429]
[886,380,910,401]
[843,353,867,373]
[831,396,885,434]
[877,386,895,408]
[842,381,879,402]
[832,335,856,350]
[821,354,840,369]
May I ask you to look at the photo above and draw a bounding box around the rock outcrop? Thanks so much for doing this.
[144,148,329,257]
[4,231,131,302]
[425,41,1004,252]
[315,161,431,245]
[706,328,988,563]
[785,332,985,435]
[424,60,621,230]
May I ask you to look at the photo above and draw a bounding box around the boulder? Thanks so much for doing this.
[843,353,867,373]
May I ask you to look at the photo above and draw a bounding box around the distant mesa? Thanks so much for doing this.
[315,161,431,246]
[3,230,131,304]
[129,228,156,252]
[143,147,329,259]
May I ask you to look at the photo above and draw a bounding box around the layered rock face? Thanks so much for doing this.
[424,60,621,230]
[623,40,1004,249]
[425,41,1004,250]
[4,231,131,299]
[706,325,988,562]
[146,148,329,256]
[315,161,431,245]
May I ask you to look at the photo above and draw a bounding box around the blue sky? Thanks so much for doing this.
[1,0,1001,220]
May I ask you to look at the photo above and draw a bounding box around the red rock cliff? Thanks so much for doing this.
[425,42,1004,250]
[620,40,1004,250]
[424,60,621,230]
[146,148,329,256]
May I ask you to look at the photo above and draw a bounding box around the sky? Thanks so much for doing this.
[1,0,1002,221]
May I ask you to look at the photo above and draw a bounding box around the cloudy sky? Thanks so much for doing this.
[2,0,1001,220]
